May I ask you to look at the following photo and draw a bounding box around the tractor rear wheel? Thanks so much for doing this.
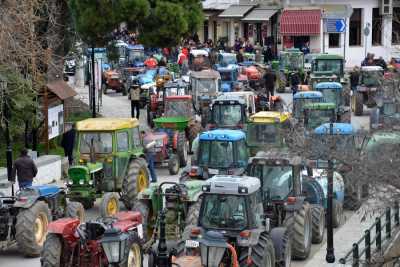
[285,203,312,260]
[132,201,151,241]
[122,158,150,210]
[16,201,51,256]
[100,192,120,217]
[311,204,325,244]
[270,227,291,267]
[332,199,344,228]
[176,132,188,167]
[168,154,180,175]
[185,197,202,227]
[40,233,63,267]
[119,232,143,267]
[354,92,364,116]
[239,232,275,267]
[65,201,85,222]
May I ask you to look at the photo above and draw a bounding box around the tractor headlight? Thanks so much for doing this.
[88,180,93,185]
[79,180,85,185]
[68,180,74,185]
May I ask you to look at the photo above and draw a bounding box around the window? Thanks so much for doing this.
[117,132,129,151]
[131,128,141,147]
[80,133,113,154]
[349,8,362,46]
[372,8,382,45]
[393,7,400,44]
[329,33,340,48]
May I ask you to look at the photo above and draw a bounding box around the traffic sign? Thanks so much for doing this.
[325,18,346,33]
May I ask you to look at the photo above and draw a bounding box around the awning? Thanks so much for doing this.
[46,80,77,100]
[241,8,278,22]
[218,4,255,18]
[280,9,321,36]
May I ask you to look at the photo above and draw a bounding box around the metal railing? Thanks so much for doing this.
[339,201,400,266]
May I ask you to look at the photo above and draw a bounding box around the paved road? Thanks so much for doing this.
[0,73,372,266]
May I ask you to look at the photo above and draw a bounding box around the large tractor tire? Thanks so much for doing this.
[168,154,180,175]
[239,232,276,267]
[176,132,188,167]
[354,92,364,116]
[16,201,51,256]
[332,199,344,228]
[185,197,202,227]
[100,192,120,217]
[270,227,292,267]
[122,158,150,210]
[40,233,63,267]
[311,204,325,244]
[133,201,151,241]
[65,201,85,222]
[285,203,312,260]
[119,232,143,267]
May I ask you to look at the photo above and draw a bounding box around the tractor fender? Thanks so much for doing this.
[48,218,80,242]
[302,179,325,206]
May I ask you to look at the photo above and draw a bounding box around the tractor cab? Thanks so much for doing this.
[310,54,344,89]
[189,49,210,71]
[303,102,336,130]
[215,52,238,68]
[127,44,145,67]
[247,111,291,155]
[314,82,349,121]
[187,129,248,179]
[292,91,324,120]
[209,95,247,129]
[279,49,304,73]
[217,66,239,92]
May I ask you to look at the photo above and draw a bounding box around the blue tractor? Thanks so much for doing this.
[217,66,239,92]
[180,129,248,181]
[214,52,238,69]
[127,44,146,67]
[0,184,84,257]
[314,82,350,122]
[292,91,324,121]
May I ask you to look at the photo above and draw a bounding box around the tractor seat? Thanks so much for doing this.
[30,185,61,197]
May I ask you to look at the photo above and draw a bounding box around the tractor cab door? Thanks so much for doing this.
[115,130,130,188]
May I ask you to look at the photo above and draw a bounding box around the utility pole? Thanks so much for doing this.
[326,122,335,263]
[322,18,326,53]
[91,46,96,118]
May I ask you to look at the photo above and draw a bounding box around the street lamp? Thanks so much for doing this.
[326,122,335,263]
[0,76,13,195]
[101,228,129,266]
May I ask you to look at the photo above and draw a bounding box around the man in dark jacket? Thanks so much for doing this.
[263,68,276,98]
[236,49,244,63]
[350,66,360,91]
[61,123,76,165]
[290,72,300,95]
[12,148,38,189]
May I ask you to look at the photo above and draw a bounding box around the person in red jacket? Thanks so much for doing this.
[144,55,158,68]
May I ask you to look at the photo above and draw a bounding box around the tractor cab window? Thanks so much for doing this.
[247,123,278,145]
[311,134,355,158]
[321,89,339,106]
[80,132,113,154]
[361,71,382,87]
[306,109,335,127]
[219,54,237,65]
[237,140,248,167]
[248,191,263,227]
[117,132,129,151]
[220,71,233,82]
[293,98,323,118]
[314,60,343,76]
[193,78,217,95]
[198,140,234,168]
[213,104,242,127]
[128,50,145,63]
[280,53,303,71]
[254,165,293,201]
[200,194,247,230]
[131,128,142,147]
[164,99,192,117]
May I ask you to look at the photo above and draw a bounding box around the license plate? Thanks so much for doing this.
[208,168,219,175]
[185,240,199,248]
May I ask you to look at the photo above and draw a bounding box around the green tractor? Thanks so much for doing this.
[133,181,204,246]
[277,48,304,93]
[303,102,337,130]
[67,118,150,217]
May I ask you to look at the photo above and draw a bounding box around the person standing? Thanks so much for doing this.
[236,48,244,63]
[290,72,300,95]
[12,148,38,189]
[263,68,277,98]
[350,66,360,92]
[61,123,76,165]
[141,131,157,183]
[130,85,141,119]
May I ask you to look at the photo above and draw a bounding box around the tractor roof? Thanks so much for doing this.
[293,91,323,99]
[190,49,209,57]
[77,118,139,131]
[213,94,245,105]
[315,82,342,90]
[127,44,144,50]
[361,66,384,71]
[199,129,246,141]
[190,69,221,79]
[304,102,336,110]
[203,175,260,195]
[282,48,302,54]
[315,54,343,60]
[249,111,290,123]
[314,123,353,135]
[217,65,238,71]
[250,150,302,166]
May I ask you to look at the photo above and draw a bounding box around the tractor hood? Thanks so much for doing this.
[68,163,103,184]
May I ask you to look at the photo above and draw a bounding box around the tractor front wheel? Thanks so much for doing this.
[40,233,63,267]
[332,199,344,228]
[239,232,276,267]
[168,154,180,175]
[65,201,85,222]
[176,132,188,167]
[16,201,51,256]
[119,232,143,267]
[311,204,325,244]
[122,158,150,210]
[100,192,120,217]
[270,227,291,267]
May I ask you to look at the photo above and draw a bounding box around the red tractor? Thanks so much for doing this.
[102,69,127,95]
[241,65,264,90]
[40,211,144,267]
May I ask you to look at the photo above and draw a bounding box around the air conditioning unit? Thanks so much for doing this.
[380,0,393,15]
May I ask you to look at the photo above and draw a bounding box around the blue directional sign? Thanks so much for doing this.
[325,18,346,33]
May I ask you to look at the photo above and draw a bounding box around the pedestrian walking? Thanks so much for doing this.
[236,48,244,63]
[130,85,141,119]
[263,67,277,98]
[12,148,38,189]
[350,66,360,92]
[141,131,157,183]
[290,72,300,95]
[61,123,76,165]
